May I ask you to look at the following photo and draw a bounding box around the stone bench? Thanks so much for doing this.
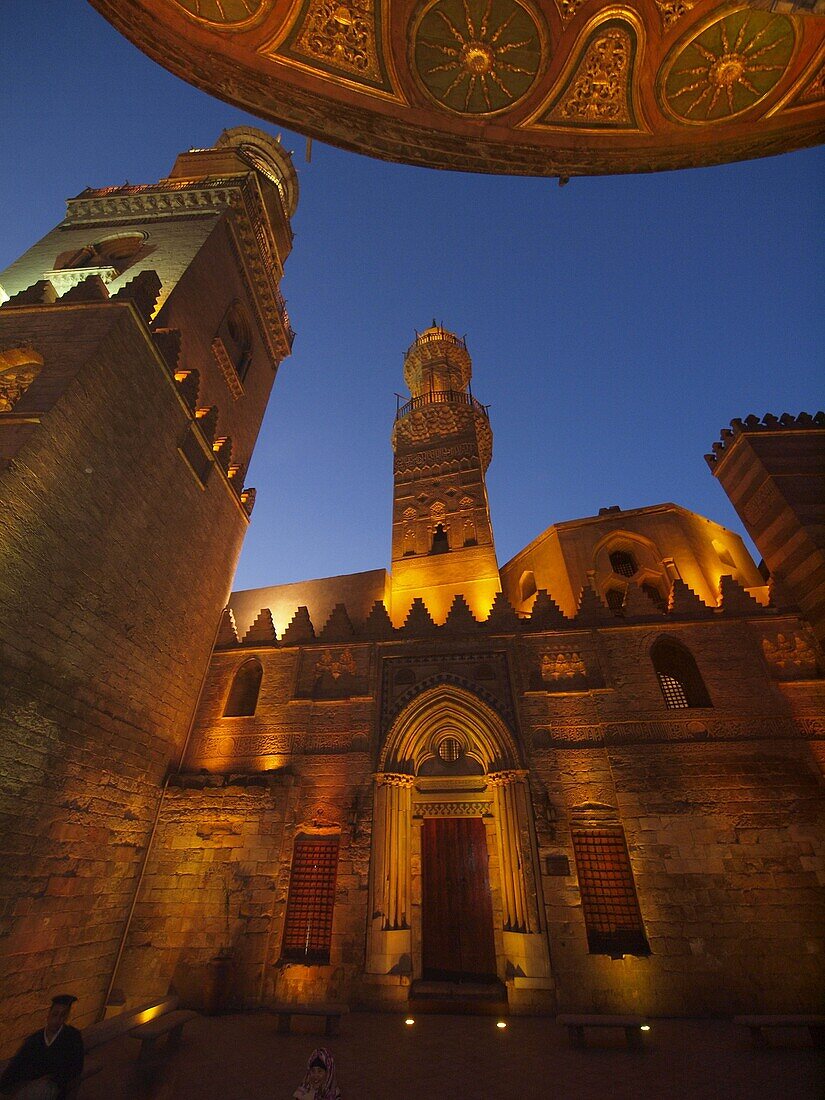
[734,1014,825,1049]
[557,1014,648,1049]
[129,1009,200,1062]
[0,997,180,1090]
[268,1002,349,1037]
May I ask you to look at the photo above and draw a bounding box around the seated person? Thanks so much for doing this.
[292,1048,341,1100]
[0,995,84,1100]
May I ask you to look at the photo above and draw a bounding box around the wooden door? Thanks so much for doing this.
[422,817,497,982]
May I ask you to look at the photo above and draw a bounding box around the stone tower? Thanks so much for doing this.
[390,326,500,624]
[706,413,825,645]
[0,127,297,1044]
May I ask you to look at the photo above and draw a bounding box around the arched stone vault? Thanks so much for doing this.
[380,681,522,775]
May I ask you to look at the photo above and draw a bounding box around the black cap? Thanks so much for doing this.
[51,995,77,1007]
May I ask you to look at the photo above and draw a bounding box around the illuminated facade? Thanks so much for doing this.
[113,332,824,1021]
[1,136,823,1051]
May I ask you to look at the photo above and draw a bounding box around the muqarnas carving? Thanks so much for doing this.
[0,346,43,412]
[528,647,603,691]
[761,631,820,681]
[297,645,370,698]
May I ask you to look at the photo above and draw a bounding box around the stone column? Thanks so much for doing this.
[373,774,414,931]
[489,771,531,934]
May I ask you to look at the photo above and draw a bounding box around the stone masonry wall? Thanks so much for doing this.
[521,616,825,1014]
[0,302,249,1052]
[113,778,293,1012]
[113,757,374,1012]
[532,739,824,1015]
[125,607,824,1019]
[113,642,376,1010]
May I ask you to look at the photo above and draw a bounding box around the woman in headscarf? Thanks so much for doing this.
[292,1047,341,1100]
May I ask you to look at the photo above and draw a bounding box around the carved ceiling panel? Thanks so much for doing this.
[660,8,796,123]
[530,14,643,130]
[261,0,398,96]
[411,0,545,115]
[91,0,825,175]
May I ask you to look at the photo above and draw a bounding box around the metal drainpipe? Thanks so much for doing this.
[98,608,226,1020]
[254,773,298,1007]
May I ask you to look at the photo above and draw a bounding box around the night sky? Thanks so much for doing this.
[1,2,822,593]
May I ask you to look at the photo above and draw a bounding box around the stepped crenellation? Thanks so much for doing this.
[225,574,774,649]
[58,272,110,302]
[1,278,59,306]
[242,607,277,646]
[718,573,767,616]
[280,605,315,645]
[705,411,825,468]
[110,269,162,319]
[212,436,233,473]
[152,327,182,373]
[667,578,714,619]
[318,603,356,642]
[215,607,239,648]
[442,594,480,634]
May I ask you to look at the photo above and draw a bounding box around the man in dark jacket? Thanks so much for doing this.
[0,995,84,1099]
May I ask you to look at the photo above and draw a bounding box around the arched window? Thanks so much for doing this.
[430,524,449,554]
[223,658,263,717]
[651,638,710,709]
[609,550,637,577]
[214,300,253,387]
[605,587,624,613]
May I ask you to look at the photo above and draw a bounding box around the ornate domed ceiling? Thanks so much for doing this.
[91,1,825,175]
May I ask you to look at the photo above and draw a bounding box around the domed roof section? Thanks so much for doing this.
[91,2,825,177]
[216,126,299,217]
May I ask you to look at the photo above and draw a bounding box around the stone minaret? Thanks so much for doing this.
[390,325,500,624]
[0,127,297,1044]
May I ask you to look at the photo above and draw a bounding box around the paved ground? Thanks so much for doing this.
[80,1012,823,1100]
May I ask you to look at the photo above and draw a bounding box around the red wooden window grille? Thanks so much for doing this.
[571,826,650,957]
[281,834,340,964]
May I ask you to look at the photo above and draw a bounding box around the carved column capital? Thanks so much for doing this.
[374,771,415,788]
[486,769,528,787]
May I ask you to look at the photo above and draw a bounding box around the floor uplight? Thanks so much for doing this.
[640,1025,651,1032]
[405,1018,415,1026]
[496,1021,507,1029]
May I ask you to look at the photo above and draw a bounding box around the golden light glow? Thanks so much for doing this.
[390,578,501,627]
[640,1024,651,1031]
[405,1017,415,1026]
[496,1020,507,1029]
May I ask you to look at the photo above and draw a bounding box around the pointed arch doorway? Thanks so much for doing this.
[366,682,554,1007]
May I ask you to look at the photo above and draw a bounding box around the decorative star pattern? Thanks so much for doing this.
[663,9,794,122]
[413,0,543,115]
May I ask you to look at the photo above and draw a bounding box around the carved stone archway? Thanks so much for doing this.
[366,683,554,1012]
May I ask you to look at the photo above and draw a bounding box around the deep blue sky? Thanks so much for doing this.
[2,2,822,592]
